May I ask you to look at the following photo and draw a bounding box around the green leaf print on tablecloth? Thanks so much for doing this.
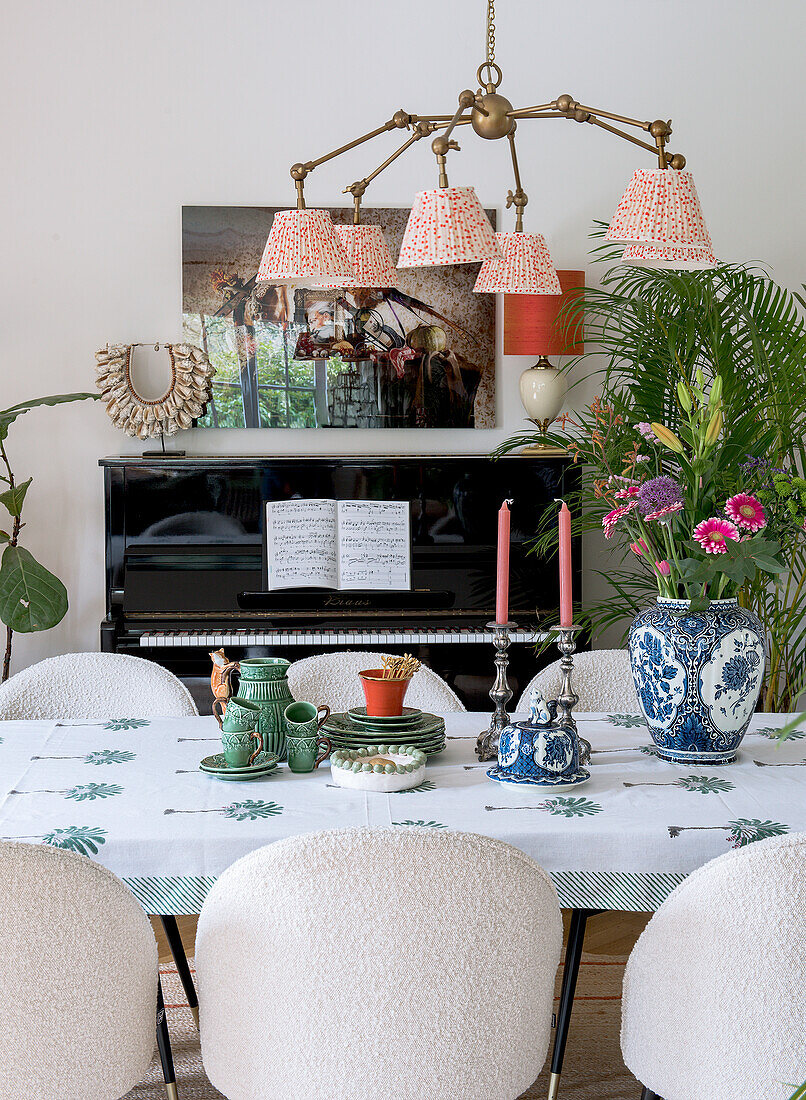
[10,782,123,800]
[668,818,789,848]
[396,780,437,793]
[607,714,647,727]
[31,748,136,765]
[164,800,283,821]
[392,820,447,828]
[756,726,805,740]
[103,718,150,730]
[485,797,603,817]
[42,826,107,856]
[624,775,735,794]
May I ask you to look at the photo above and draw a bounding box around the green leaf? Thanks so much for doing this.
[0,392,99,442]
[0,545,68,633]
[0,477,32,518]
[0,531,9,545]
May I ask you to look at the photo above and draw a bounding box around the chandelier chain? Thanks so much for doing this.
[486,0,496,64]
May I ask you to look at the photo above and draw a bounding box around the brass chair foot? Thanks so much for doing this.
[164,1083,179,1100]
[191,1004,199,1029]
[547,1070,561,1100]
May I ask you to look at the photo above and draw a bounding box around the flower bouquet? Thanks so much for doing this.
[601,373,789,609]
[598,372,801,764]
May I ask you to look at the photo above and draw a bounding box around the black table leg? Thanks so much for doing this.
[160,915,199,1029]
[548,908,602,1100]
[640,1090,661,1100]
[156,977,179,1100]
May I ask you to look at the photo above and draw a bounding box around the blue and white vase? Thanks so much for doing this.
[628,597,765,765]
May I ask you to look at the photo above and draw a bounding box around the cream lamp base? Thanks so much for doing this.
[518,358,568,453]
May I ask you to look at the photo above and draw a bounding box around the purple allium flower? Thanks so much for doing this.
[636,422,655,441]
[636,476,685,516]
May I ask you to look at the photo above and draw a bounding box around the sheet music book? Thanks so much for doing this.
[265,499,411,591]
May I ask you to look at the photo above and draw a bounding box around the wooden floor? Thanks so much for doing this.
[152,910,650,966]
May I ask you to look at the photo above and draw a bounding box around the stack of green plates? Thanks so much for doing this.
[322,707,446,755]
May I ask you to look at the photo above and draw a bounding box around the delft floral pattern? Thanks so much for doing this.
[629,599,765,764]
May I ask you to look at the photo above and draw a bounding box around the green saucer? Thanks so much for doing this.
[347,706,422,727]
[200,751,279,781]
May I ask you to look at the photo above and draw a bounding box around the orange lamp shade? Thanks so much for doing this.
[504,270,585,356]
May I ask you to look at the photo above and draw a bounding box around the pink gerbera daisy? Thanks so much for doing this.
[725,493,766,533]
[602,500,638,539]
[644,501,685,522]
[615,486,641,500]
[693,517,740,554]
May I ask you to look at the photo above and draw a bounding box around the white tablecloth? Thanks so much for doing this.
[0,711,803,913]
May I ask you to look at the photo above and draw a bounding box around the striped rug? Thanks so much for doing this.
[124,955,636,1099]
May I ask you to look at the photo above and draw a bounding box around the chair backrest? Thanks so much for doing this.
[0,652,199,720]
[197,827,562,1100]
[0,841,157,1099]
[516,649,636,713]
[288,651,466,713]
[621,832,806,1100]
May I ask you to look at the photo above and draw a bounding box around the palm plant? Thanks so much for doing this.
[498,247,806,711]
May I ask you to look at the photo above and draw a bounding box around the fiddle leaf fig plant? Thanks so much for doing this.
[0,393,99,682]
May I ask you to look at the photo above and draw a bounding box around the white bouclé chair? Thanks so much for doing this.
[517,649,636,713]
[0,842,158,1099]
[197,828,563,1100]
[0,652,198,720]
[621,832,806,1100]
[288,651,465,713]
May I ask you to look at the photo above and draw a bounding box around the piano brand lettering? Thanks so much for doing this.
[324,596,371,608]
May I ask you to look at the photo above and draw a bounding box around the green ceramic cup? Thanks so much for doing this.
[214,695,261,733]
[214,696,263,767]
[286,734,332,773]
[284,701,331,738]
[220,730,261,768]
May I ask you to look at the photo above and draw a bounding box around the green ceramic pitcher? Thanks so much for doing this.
[219,657,294,761]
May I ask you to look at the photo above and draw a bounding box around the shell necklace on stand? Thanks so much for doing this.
[94,342,214,440]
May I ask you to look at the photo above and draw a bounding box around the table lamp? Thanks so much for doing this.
[504,270,584,448]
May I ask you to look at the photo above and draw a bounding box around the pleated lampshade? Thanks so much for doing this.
[397,187,499,268]
[257,209,355,285]
[474,232,561,294]
[620,241,717,270]
[312,224,398,288]
[605,168,711,249]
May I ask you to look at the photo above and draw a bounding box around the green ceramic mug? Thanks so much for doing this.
[284,701,331,773]
[214,695,261,733]
[214,696,263,767]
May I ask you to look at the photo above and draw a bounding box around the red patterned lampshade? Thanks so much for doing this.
[257,209,355,285]
[473,232,562,294]
[312,224,398,288]
[504,270,585,356]
[620,240,717,270]
[397,187,499,268]
[605,168,711,249]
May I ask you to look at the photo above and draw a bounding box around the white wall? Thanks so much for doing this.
[1,0,803,673]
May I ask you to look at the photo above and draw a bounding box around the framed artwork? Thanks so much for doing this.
[181,206,496,429]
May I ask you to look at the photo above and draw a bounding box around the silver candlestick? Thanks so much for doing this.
[553,624,583,726]
[476,621,518,761]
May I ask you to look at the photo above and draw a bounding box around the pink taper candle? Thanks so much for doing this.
[495,499,512,624]
[558,500,573,628]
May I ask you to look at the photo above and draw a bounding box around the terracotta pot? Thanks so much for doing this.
[359,669,412,717]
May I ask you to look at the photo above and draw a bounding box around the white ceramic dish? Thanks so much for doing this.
[329,745,427,792]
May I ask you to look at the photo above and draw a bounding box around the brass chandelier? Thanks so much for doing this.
[257,0,715,289]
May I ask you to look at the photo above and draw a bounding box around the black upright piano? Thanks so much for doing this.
[99,454,581,710]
